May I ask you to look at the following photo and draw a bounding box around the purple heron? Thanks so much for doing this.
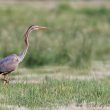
[0,25,47,84]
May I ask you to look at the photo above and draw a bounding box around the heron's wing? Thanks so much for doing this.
[0,54,19,73]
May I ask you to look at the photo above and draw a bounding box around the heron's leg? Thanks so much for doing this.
[0,73,10,85]
[3,74,9,85]
[0,74,9,85]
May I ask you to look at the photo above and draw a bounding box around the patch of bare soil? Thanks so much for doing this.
[35,103,110,110]
[1,103,110,110]
[53,103,110,110]
[0,104,29,110]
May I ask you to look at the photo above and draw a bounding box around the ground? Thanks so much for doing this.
[0,61,110,110]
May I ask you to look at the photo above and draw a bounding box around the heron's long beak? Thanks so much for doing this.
[36,26,47,30]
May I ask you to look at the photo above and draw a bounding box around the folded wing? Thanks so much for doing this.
[0,54,20,73]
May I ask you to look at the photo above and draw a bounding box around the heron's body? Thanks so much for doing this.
[0,25,47,84]
[0,54,20,75]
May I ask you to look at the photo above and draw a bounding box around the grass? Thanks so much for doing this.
[0,78,110,109]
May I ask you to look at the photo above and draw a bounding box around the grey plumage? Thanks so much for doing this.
[0,54,20,74]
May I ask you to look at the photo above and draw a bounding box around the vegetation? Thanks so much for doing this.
[0,77,110,109]
[0,4,110,68]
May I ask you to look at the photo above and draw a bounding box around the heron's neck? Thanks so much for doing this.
[19,46,28,62]
[19,28,30,62]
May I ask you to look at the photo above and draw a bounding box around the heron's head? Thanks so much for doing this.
[29,25,47,31]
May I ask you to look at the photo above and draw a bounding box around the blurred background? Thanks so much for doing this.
[0,1,110,110]
[0,0,110,69]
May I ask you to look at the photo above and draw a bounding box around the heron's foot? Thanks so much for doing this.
[3,80,9,85]
[4,75,9,85]
[0,74,9,85]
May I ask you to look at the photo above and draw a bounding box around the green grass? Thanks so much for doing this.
[0,4,110,68]
[0,78,110,109]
